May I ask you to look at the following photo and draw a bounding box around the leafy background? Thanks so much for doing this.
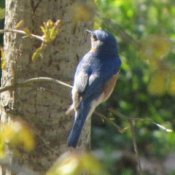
[0,0,175,174]
[92,0,175,174]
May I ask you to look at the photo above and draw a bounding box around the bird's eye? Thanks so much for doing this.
[92,34,98,41]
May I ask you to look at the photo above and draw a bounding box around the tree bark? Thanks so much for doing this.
[0,0,92,173]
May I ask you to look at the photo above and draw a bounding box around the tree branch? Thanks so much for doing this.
[0,29,44,42]
[0,77,72,93]
[95,111,125,133]
[129,119,142,175]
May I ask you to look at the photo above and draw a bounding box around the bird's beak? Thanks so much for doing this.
[85,29,92,35]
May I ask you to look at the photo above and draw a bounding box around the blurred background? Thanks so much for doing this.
[1,0,175,174]
[91,0,175,175]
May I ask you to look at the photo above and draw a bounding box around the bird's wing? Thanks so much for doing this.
[66,70,88,114]
[72,69,89,110]
[84,72,104,99]
[72,53,121,109]
[74,71,89,94]
[72,68,104,110]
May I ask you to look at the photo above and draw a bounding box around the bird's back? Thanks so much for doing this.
[68,29,121,147]
[75,51,120,97]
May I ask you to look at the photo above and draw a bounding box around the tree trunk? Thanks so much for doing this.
[0,0,92,173]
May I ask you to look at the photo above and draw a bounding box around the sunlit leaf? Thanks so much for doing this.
[18,125,35,151]
[81,153,104,175]
[47,152,80,175]
[47,151,108,175]
[0,135,5,158]
[41,20,61,43]
[1,48,5,69]
[168,70,175,96]
[32,20,61,61]
[148,6,158,25]
[24,28,32,37]
[15,20,24,29]
[32,43,46,61]
[148,69,168,95]
[140,35,171,62]
[32,46,43,61]
[113,0,124,7]
[0,120,35,153]
[0,8,4,19]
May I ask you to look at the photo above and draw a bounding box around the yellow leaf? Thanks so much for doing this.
[24,28,32,37]
[168,70,175,96]
[18,124,35,151]
[1,48,5,69]
[0,8,5,19]
[0,120,35,152]
[32,46,43,61]
[0,134,5,158]
[148,69,168,95]
[47,152,80,175]
[40,26,46,34]
[15,20,24,29]
[140,35,171,62]
[40,20,61,44]
[47,151,107,175]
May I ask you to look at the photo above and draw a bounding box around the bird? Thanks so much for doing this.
[67,29,121,147]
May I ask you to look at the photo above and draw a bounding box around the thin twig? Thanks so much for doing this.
[0,29,44,42]
[129,119,142,175]
[95,111,125,133]
[23,77,72,88]
[0,76,72,93]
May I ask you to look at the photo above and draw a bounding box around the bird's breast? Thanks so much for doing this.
[102,73,119,102]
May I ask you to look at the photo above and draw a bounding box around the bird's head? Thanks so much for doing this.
[86,29,118,56]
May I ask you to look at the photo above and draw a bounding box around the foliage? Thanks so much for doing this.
[0,0,4,20]
[92,0,175,174]
[0,7,4,20]
[41,20,61,44]
[32,20,62,61]
[0,0,175,174]
[0,48,5,69]
[0,1,105,174]
[47,151,108,175]
[32,19,61,61]
[0,0,4,8]
[0,120,35,158]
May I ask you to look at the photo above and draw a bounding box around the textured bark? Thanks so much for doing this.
[0,0,92,173]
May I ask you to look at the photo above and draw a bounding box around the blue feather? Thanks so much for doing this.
[67,29,121,147]
[67,100,91,147]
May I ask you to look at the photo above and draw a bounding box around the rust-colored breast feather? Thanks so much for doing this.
[102,73,119,102]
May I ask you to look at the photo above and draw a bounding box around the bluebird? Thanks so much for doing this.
[67,29,121,147]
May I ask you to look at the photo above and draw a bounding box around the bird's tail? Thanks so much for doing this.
[67,101,91,147]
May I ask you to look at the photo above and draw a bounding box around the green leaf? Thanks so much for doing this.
[32,46,43,61]
[24,28,32,37]
[0,8,4,19]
